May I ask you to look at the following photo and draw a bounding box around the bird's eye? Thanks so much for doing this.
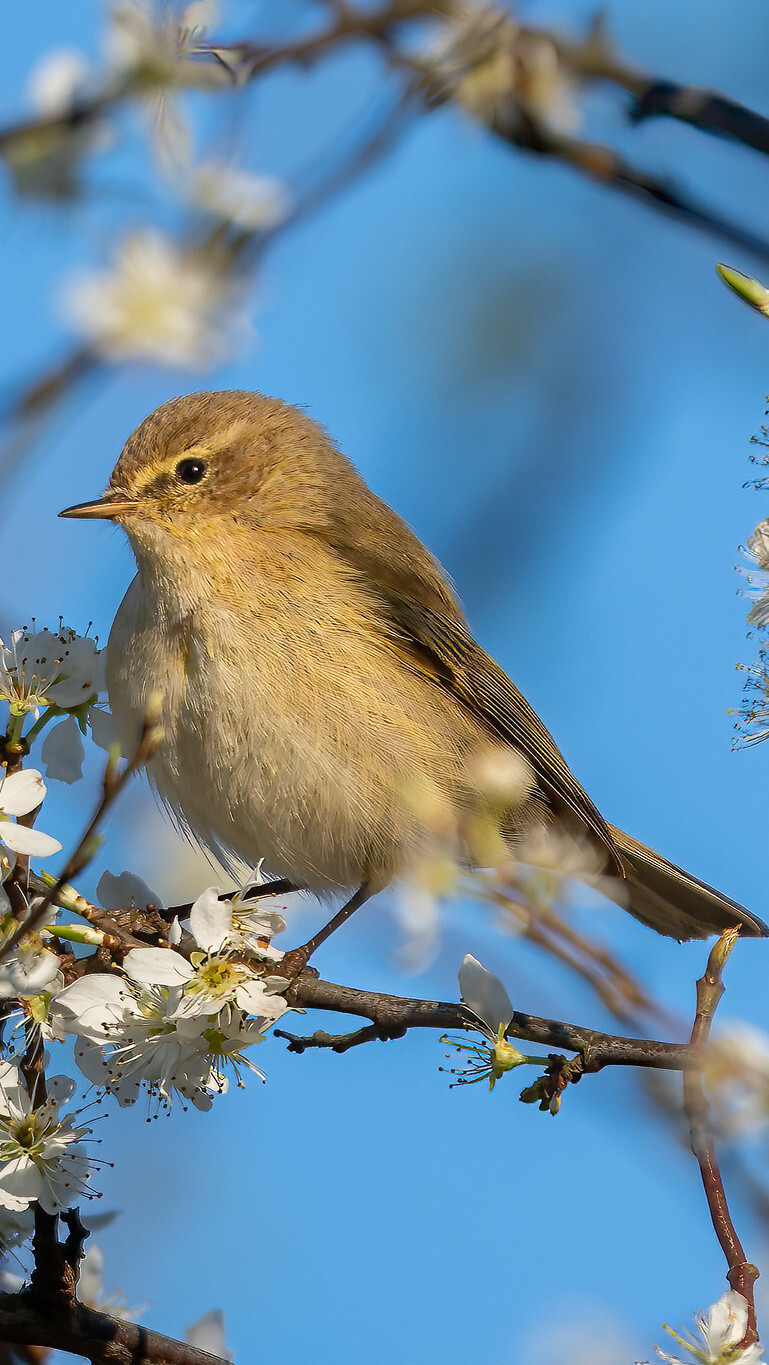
[175,458,208,485]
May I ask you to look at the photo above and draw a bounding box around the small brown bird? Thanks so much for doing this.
[61,390,767,958]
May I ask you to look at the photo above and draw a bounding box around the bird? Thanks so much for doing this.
[60,389,767,964]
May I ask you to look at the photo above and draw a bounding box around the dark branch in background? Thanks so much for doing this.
[0,1295,229,1365]
[683,928,761,1345]
[486,108,769,268]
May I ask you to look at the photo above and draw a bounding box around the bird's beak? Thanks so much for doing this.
[59,491,139,520]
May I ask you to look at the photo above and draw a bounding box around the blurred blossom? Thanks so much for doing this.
[422,3,580,136]
[28,48,91,116]
[2,48,103,199]
[78,1242,144,1320]
[61,228,250,368]
[191,163,290,231]
[106,0,226,167]
[97,868,162,912]
[41,714,84,785]
[107,0,222,86]
[186,1309,234,1361]
[651,1290,765,1365]
[512,826,625,911]
[705,1021,769,1138]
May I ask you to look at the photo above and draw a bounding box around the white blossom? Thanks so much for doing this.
[654,1291,765,1365]
[0,1064,97,1214]
[0,938,61,1002]
[53,971,271,1111]
[441,955,531,1091]
[62,228,249,369]
[77,1242,144,1320]
[191,163,289,230]
[186,1309,234,1361]
[107,0,221,87]
[97,869,162,913]
[0,770,61,859]
[0,627,104,718]
[422,3,580,136]
[123,886,289,1019]
[40,715,84,785]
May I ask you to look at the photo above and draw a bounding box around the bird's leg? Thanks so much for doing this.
[278,883,372,978]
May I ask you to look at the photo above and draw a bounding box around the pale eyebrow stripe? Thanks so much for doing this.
[180,418,251,460]
[128,418,252,492]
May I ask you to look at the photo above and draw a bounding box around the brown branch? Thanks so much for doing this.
[0,1295,228,1365]
[683,928,760,1345]
[275,1022,406,1053]
[288,972,698,1071]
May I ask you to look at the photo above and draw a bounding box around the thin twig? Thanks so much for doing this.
[0,707,163,968]
[276,1023,405,1052]
[683,928,760,1344]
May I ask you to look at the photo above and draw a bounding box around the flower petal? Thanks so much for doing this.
[0,770,47,817]
[0,824,61,857]
[189,887,230,954]
[123,947,193,986]
[41,716,85,785]
[458,954,513,1034]
[703,1291,749,1354]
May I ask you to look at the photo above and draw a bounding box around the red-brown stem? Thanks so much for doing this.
[684,928,760,1344]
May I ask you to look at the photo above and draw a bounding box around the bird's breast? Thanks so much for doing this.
[106,570,485,894]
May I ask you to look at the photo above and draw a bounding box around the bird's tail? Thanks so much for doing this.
[607,825,768,941]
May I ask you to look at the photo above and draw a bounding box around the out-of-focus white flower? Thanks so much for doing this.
[105,1,226,169]
[422,2,580,136]
[28,49,91,116]
[97,869,162,913]
[0,627,104,718]
[0,1064,97,1214]
[654,1290,764,1365]
[1,48,105,200]
[0,770,61,859]
[441,954,533,1090]
[191,163,290,230]
[40,715,84,785]
[77,1242,144,1320]
[704,1021,769,1138]
[0,1205,34,1253]
[61,228,248,369]
[107,0,221,86]
[186,1309,234,1361]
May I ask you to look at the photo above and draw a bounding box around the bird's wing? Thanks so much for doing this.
[378,589,623,872]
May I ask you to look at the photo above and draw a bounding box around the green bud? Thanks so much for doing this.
[716,262,769,316]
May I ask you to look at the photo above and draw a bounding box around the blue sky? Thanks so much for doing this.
[3,1,769,1361]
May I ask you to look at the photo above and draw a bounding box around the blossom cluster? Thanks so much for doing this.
[53,885,289,1111]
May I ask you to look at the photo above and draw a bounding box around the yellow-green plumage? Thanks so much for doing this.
[61,390,767,941]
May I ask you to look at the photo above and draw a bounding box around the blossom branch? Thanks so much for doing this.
[683,928,761,1345]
